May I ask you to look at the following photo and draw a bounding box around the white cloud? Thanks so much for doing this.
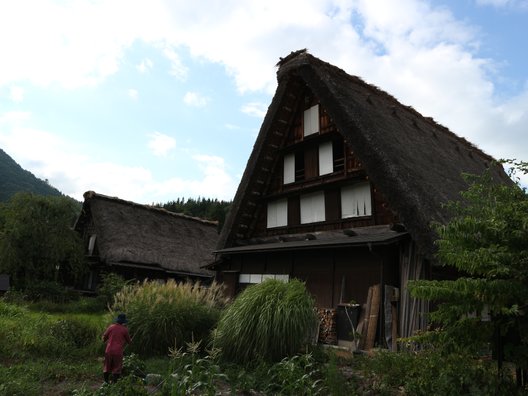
[0,111,31,124]
[128,88,139,100]
[163,47,188,80]
[136,58,153,73]
[224,123,241,130]
[0,0,527,202]
[241,102,267,118]
[183,91,210,107]
[147,131,176,157]
[148,154,236,201]
[0,117,235,203]
[9,86,24,102]
[0,0,171,88]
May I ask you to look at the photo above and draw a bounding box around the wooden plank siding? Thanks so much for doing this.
[221,245,399,310]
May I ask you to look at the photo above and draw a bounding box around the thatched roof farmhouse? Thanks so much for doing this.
[212,50,511,348]
[75,191,216,291]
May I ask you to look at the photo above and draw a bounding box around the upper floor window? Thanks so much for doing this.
[303,104,319,137]
[267,199,288,228]
[88,234,97,255]
[341,182,372,218]
[283,140,343,185]
[300,191,325,224]
[318,141,333,175]
[283,153,295,184]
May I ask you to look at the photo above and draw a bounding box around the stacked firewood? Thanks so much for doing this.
[317,308,337,345]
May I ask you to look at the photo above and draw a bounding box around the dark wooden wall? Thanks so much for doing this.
[221,245,400,309]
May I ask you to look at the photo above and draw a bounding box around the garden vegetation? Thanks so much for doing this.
[1,163,528,394]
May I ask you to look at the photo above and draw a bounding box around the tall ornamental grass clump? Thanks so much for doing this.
[111,280,226,355]
[214,279,318,363]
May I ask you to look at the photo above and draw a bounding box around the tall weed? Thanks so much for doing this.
[162,340,226,395]
[214,278,318,363]
[0,306,105,359]
[111,280,226,355]
[265,353,324,395]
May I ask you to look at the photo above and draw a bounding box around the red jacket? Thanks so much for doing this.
[102,323,131,355]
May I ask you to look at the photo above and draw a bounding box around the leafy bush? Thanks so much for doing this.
[214,278,318,363]
[96,273,129,309]
[24,296,106,314]
[2,289,27,304]
[122,353,146,378]
[24,280,79,303]
[265,353,324,395]
[162,340,226,395]
[0,300,26,317]
[356,349,519,395]
[111,280,226,355]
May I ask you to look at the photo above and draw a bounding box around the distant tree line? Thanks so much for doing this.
[0,192,84,292]
[0,192,231,295]
[155,197,231,230]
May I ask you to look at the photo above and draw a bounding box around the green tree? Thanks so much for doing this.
[409,161,528,372]
[0,192,85,289]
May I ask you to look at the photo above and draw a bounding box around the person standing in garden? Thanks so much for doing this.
[102,313,132,383]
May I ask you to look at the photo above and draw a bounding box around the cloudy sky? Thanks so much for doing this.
[0,0,527,204]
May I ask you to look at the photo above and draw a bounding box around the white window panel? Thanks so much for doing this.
[88,234,97,255]
[319,141,333,175]
[283,153,295,184]
[275,274,290,282]
[300,191,325,224]
[239,274,290,284]
[239,274,250,283]
[303,104,319,136]
[267,199,288,228]
[341,182,372,218]
[249,274,263,284]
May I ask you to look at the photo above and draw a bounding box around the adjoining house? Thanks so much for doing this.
[211,50,511,348]
[74,191,216,292]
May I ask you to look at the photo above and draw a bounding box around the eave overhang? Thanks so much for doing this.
[215,231,408,255]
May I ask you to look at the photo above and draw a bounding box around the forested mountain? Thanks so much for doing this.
[0,148,62,201]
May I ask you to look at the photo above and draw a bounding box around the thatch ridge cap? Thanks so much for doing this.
[82,191,218,227]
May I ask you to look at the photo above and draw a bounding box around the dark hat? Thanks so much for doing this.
[116,313,128,324]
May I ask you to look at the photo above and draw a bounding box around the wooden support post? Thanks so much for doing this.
[357,286,372,350]
[365,284,381,351]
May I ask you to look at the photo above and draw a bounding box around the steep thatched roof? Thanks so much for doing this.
[218,50,511,256]
[75,191,216,277]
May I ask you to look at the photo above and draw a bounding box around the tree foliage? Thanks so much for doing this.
[0,192,85,289]
[409,162,528,367]
[155,197,231,230]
